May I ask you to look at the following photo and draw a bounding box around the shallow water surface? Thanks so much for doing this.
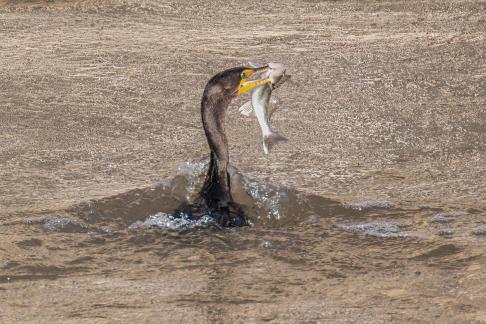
[2,161,485,322]
[1,0,486,321]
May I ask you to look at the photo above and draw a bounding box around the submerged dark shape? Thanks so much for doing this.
[196,66,270,227]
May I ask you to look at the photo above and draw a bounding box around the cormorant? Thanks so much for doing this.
[198,65,271,227]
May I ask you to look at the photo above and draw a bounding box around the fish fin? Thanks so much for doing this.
[263,133,287,154]
[238,101,255,117]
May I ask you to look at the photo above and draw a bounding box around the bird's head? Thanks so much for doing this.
[237,65,271,95]
[237,63,287,95]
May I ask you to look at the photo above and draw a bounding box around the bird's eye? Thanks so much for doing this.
[241,72,247,78]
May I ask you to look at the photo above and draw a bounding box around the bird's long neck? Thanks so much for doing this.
[198,66,252,212]
[200,94,232,209]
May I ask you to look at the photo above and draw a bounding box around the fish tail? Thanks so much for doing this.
[265,133,288,143]
[263,133,287,154]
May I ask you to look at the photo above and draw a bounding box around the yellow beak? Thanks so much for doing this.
[237,66,272,95]
[237,78,271,95]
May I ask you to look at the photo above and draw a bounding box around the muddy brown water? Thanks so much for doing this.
[1,0,486,323]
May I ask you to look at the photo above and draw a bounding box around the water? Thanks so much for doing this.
[472,225,486,236]
[3,160,486,322]
[342,200,393,211]
[56,159,342,231]
[128,212,217,231]
[336,222,409,238]
[27,160,483,241]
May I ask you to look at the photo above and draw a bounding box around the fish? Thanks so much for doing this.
[239,62,290,154]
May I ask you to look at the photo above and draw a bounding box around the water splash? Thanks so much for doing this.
[242,179,289,220]
[472,225,486,236]
[43,217,89,233]
[430,211,467,224]
[25,215,90,233]
[336,222,401,237]
[343,200,393,211]
[336,222,427,239]
[176,159,208,202]
[154,159,208,203]
[120,160,301,230]
[430,213,455,224]
[260,240,273,248]
[437,229,454,236]
[31,160,446,236]
[129,212,216,231]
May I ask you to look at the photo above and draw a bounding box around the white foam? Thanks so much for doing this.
[343,200,393,211]
[129,212,216,231]
[336,222,417,238]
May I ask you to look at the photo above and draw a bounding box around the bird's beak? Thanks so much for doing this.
[238,78,271,95]
[237,66,271,95]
